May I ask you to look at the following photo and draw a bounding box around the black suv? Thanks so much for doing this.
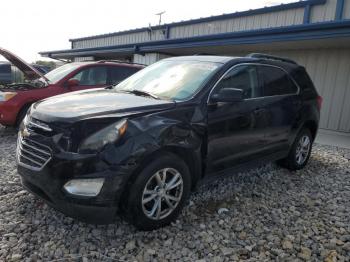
[17,54,321,230]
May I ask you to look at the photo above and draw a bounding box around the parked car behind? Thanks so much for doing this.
[0,62,50,85]
[17,54,321,230]
[31,64,51,74]
[0,47,144,126]
[0,62,12,84]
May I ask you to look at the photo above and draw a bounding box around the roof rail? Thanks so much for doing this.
[96,59,146,66]
[247,53,297,65]
[193,53,215,56]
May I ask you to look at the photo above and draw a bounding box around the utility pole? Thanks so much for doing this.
[155,11,166,25]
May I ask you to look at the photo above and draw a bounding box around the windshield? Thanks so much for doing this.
[114,60,220,101]
[44,63,81,83]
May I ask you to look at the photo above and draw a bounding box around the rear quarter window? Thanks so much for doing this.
[259,65,298,96]
[290,67,318,98]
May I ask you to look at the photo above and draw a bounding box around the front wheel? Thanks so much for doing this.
[123,153,191,230]
[278,128,313,171]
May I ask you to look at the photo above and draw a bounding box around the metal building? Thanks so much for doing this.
[40,0,350,137]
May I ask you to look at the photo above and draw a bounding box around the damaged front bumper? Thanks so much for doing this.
[16,129,130,224]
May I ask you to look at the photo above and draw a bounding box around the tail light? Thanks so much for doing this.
[317,96,323,111]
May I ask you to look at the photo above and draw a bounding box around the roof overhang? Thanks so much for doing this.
[40,21,350,60]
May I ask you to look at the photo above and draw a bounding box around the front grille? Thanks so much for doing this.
[17,135,52,171]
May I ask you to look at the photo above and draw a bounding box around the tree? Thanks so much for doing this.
[34,60,57,70]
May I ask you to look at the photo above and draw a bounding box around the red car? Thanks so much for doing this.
[0,48,144,126]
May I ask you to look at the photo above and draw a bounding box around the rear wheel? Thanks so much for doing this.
[124,153,191,230]
[278,128,313,171]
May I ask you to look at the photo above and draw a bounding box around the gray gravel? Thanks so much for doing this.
[1,125,350,261]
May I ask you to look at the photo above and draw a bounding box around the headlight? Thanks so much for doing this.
[79,119,128,152]
[0,92,17,102]
[63,178,105,196]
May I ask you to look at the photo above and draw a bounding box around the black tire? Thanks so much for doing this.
[123,152,191,230]
[278,128,313,171]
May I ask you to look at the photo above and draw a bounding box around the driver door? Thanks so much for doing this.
[206,64,268,173]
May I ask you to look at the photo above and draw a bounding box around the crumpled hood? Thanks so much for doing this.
[0,47,48,82]
[31,88,176,123]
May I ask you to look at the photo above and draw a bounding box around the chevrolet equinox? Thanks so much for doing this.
[17,54,321,230]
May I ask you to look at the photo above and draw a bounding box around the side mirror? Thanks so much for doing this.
[66,79,80,88]
[211,88,244,103]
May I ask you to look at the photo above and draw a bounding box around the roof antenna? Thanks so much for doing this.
[155,11,166,25]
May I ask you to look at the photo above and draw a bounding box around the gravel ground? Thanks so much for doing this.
[0,125,350,262]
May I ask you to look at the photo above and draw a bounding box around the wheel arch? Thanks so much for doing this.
[118,146,202,211]
[302,120,318,141]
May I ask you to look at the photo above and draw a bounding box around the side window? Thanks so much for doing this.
[109,66,140,85]
[70,66,107,86]
[259,66,298,96]
[214,65,260,99]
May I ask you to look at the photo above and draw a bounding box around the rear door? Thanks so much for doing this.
[257,65,301,153]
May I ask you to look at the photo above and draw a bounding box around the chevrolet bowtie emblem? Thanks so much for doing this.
[22,128,31,137]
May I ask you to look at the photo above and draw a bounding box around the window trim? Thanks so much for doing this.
[207,63,300,103]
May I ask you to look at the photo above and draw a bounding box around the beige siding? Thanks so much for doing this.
[72,7,305,48]
[310,0,337,23]
[73,56,94,62]
[169,8,304,39]
[133,53,160,65]
[70,0,344,50]
[344,0,350,19]
[72,29,165,49]
[267,49,350,133]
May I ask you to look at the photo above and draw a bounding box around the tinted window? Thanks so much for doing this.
[109,66,140,85]
[259,66,297,96]
[215,65,260,99]
[71,66,107,86]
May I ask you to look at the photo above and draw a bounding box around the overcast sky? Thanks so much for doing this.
[1,0,296,62]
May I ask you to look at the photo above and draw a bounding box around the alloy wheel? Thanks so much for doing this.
[141,168,183,220]
[295,135,311,165]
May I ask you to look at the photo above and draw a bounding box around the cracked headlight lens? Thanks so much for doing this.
[78,119,127,152]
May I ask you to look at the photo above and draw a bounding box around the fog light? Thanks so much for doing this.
[63,178,105,197]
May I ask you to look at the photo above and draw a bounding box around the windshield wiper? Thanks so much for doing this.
[120,90,160,99]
